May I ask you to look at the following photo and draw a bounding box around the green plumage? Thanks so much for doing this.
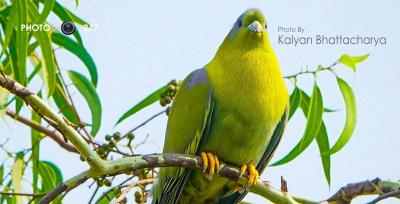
[153,9,289,204]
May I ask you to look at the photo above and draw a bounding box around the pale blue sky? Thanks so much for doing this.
[1,0,400,203]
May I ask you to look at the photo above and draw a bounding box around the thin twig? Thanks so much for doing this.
[5,109,78,153]
[88,185,100,204]
[283,62,338,80]
[120,109,166,141]
[113,178,154,203]
[53,52,95,143]
[367,191,400,204]
[0,191,46,197]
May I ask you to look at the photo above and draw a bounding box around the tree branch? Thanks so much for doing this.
[326,178,400,204]
[5,109,78,153]
[41,153,309,204]
[0,71,104,169]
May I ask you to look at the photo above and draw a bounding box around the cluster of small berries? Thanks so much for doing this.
[159,79,179,107]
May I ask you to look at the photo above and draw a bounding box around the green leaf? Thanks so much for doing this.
[36,0,54,24]
[328,77,357,155]
[27,2,56,96]
[288,87,301,120]
[2,4,18,55]
[339,54,356,72]
[8,36,24,115]
[11,156,24,204]
[0,165,4,185]
[271,83,323,166]
[15,0,28,86]
[96,187,121,204]
[352,54,369,64]
[339,54,369,72]
[52,32,98,86]
[115,85,167,126]
[52,0,88,25]
[315,123,331,185]
[52,76,79,125]
[38,161,63,192]
[35,30,56,96]
[0,87,8,117]
[299,90,331,185]
[50,0,87,44]
[68,71,102,136]
[31,107,43,193]
[323,107,338,113]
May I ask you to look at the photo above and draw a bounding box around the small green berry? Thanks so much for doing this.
[170,79,178,86]
[105,135,112,141]
[134,191,144,203]
[127,133,135,140]
[104,179,112,187]
[96,179,104,186]
[113,132,121,140]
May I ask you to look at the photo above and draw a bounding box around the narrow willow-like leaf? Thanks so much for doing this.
[271,84,323,166]
[52,32,98,86]
[31,106,43,193]
[26,1,56,96]
[35,30,56,96]
[315,123,331,185]
[52,75,79,125]
[8,36,24,114]
[38,161,63,193]
[0,87,8,117]
[52,0,88,25]
[115,85,167,126]
[16,0,28,86]
[50,0,88,44]
[329,78,357,155]
[2,4,18,54]
[38,161,63,202]
[288,87,301,120]
[28,41,39,55]
[299,90,331,185]
[96,187,120,204]
[36,0,54,23]
[12,155,24,204]
[0,165,4,185]
[339,54,356,72]
[68,71,102,136]
[352,54,369,64]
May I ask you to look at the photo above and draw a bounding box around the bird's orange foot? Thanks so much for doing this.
[239,161,259,187]
[200,151,220,180]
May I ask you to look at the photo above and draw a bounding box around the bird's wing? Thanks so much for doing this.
[153,68,214,204]
[218,106,289,204]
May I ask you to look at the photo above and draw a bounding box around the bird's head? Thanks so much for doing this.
[219,9,271,51]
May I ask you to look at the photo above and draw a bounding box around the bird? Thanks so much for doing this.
[152,8,289,204]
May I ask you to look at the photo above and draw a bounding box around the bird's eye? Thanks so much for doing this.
[238,21,242,27]
[265,24,268,29]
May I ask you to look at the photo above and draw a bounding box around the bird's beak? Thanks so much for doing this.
[248,21,263,33]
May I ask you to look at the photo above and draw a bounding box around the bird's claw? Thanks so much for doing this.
[200,151,220,180]
[239,161,259,188]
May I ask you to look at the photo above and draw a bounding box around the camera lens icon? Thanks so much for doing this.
[61,21,76,35]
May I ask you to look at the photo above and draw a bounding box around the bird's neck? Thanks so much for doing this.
[206,48,288,123]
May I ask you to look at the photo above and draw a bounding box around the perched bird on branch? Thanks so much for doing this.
[153,8,289,204]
